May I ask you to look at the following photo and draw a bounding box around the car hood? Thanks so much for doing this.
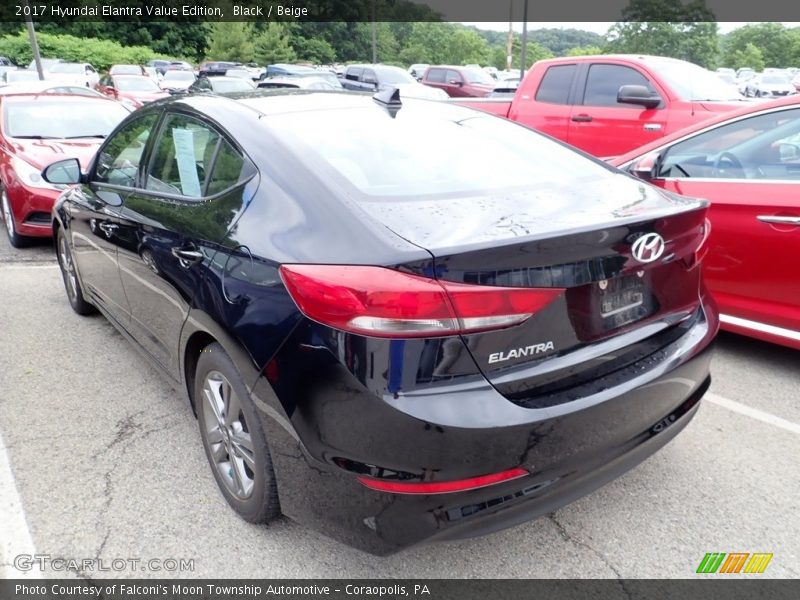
[160,80,192,89]
[14,139,102,170]
[122,90,170,101]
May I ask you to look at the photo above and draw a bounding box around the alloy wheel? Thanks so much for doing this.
[57,233,78,302]
[202,370,256,500]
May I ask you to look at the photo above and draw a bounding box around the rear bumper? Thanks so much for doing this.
[252,301,717,555]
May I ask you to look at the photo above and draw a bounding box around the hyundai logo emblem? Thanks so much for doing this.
[631,233,666,263]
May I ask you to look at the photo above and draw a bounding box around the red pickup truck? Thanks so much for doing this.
[457,55,750,157]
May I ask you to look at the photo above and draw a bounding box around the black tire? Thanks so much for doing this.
[56,227,96,315]
[1,185,31,248]
[195,342,280,523]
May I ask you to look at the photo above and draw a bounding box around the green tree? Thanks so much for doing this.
[566,46,604,57]
[604,0,720,67]
[721,23,795,68]
[253,22,297,65]
[206,22,254,62]
[724,42,765,71]
[510,39,554,69]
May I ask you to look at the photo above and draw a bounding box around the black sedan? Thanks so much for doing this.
[44,91,717,555]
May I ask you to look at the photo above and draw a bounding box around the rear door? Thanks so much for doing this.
[423,68,449,95]
[569,62,668,157]
[646,105,800,338]
[115,110,257,378]
[342,67,363,91]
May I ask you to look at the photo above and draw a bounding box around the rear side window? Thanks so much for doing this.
[345,68,363,81]
[146,114,221,198]
[583,64,657,107]
[445,70,462,83]
[206,139,248,196]
[535,65,576,105]
[426,69,446,83]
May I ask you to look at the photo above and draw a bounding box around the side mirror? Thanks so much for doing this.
[617,84,661,109]
[628,151,662,181]
[42,158,83,185]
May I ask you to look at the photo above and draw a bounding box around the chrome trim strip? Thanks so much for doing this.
[757,215,800,225]
[720,314,800,342]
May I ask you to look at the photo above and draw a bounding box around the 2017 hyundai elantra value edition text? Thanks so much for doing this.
[44,90,718,555]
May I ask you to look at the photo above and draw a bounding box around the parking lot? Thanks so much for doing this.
[0,233,798,579]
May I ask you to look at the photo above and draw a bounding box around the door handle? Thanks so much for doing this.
[171,246,204,267]
[571,114,593,122]
[98,222,118,236]
[757,215,800,225]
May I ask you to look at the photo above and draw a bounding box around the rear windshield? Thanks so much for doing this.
[267,104,614,198]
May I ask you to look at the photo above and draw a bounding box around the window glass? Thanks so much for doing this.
[146,114,221,198]
[345,68,363,81]
[535,64,576,105]
[445,70,462,83]
[362,69,377,83]
[583,64,657,107]
[206,139,249,196]
[426,69,446,83]
[94,114,159,187]
[657,108,800,179]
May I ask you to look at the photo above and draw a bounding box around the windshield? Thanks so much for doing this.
[115,77,159,91]
[4,99,128,138]
[212,78,255,93]
[110,65,142,75]
[164,71,194,81]
[463,68,494,85]
[50,64,86,74]
[652,59,742,101]
[762,74,791,84]
[267,104,614,198]
[376,67,415,85]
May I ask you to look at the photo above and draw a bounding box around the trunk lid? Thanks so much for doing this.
[360,174,708,407]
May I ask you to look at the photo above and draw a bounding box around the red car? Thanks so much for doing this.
[96,74,169,109]
[0,93,129,247]
[420,65,495,98]
[611,95,800,350]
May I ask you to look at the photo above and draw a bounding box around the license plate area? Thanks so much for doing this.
[597,275,652,328]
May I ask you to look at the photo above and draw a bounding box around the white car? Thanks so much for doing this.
[744,74,796,98]
[46,62,99,88]
[159,70,196,92]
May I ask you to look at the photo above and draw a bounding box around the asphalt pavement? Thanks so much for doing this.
[0,233,798,579]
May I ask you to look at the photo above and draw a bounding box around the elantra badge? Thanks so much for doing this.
[488,341,555,364]
[631,233,666,263]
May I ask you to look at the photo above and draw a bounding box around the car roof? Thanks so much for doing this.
[612,95,800,164]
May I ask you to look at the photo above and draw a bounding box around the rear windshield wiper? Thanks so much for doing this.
[11,135,60,139]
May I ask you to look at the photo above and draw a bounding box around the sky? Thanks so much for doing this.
[464,22,800,35]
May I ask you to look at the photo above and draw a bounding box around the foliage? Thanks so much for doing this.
[566,46,604,57]
[398,22,490,66]
[604,0,719,68]
[720,24,800,68]
[34,22,209,61]
[722,43,765,71]
[0,30,170,71]
[528,29,605,56]
[205,22,254,62]
[254,22,297,65]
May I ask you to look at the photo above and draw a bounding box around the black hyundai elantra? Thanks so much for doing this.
[45,90,717,555]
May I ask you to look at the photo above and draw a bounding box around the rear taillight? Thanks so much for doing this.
[357,467,528,495]
[279,265,564,338]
